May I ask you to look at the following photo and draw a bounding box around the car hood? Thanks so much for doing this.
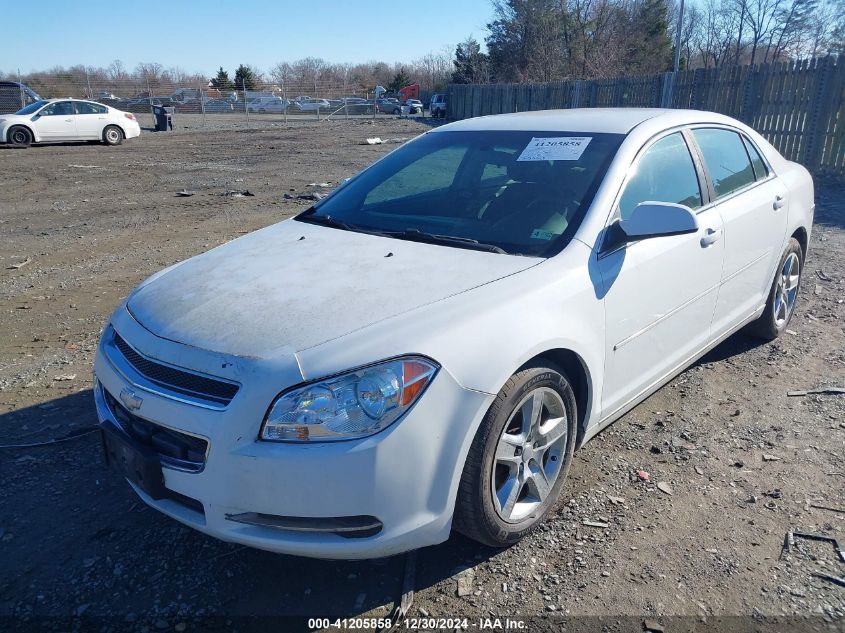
[126,219,540,359]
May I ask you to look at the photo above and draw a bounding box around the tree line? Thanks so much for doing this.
[452,0,844,84]
[4,0,841,97]
[2,53,455,99]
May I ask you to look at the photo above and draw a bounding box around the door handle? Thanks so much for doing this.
[64,118,72,122]
[773,195,785,210]
[700,228,722,247]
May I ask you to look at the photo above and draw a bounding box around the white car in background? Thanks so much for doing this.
[94,108,813,559]
[293,98,330,112]
[248,96,288,113]
[0,98,141,146]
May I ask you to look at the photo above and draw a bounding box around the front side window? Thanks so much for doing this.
[75,102,107,114]
[40,101,75,116]
[618,132,702,220]
[298,130,624,256]
[692,128,756,198]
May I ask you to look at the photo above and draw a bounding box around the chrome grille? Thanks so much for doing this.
[103,387,209,472]
[111,331,239,407]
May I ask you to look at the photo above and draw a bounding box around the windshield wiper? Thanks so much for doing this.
[387,228,509,254]
[297,215,509,254]
[296,213,359,232]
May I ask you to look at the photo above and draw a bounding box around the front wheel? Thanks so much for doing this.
[7,125,33,147]
[103,125,124,146]
[453,366,577,547]
[747,237,803,340]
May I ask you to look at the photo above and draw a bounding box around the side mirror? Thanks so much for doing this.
[618,201,698,242]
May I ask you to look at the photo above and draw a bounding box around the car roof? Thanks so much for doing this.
[40,98,100,103]
[433,108,736,134]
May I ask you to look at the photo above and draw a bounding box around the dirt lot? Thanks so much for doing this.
[0,119,843,632]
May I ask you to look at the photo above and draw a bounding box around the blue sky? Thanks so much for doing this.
[2,0,493,74]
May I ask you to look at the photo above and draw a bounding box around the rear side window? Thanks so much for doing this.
[618,132,702,220]
[744,138,769,180]
[75,102,107,114]
[692,128,756,198]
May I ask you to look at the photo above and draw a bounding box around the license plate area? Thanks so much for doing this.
[101,422,166,499]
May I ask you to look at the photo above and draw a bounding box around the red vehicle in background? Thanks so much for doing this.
[398,84,420,102]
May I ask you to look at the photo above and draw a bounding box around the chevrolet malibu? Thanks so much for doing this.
[94,108,813,559]
[1,98,141,146]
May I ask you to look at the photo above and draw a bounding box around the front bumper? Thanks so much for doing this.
[93,310,492,559]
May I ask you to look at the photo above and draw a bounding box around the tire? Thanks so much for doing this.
[7,125,32,147]
[747,237,803,340]
[453,365,577,547]
[393,108,400,115]
[103,125,124,146]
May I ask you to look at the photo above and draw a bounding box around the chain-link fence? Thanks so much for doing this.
[2,71,435,127]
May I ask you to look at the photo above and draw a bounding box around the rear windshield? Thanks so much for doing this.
[298,130,623,256]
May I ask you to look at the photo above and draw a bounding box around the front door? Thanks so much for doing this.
[34,101,77,140]
[598,131,724,418]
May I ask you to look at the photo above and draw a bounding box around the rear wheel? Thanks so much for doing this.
[453,365,577,547]
[748,237,803,340]
[103,125,124,146]
[7,126,32,147]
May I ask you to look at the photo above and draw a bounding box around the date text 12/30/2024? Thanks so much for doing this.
[308,617,528,630]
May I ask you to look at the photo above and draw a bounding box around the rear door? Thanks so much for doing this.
[73,101,109,139]
[33,101,77,140]
[598,130,724,418]
[690,127,789,337]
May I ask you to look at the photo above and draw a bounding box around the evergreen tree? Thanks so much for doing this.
[628,0,674,72]
[388,68,412,92]
[234,64,257,91]
[210,67,232,91]
[452,37,490,83]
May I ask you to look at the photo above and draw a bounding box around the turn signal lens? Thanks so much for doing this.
[401,359,436,406]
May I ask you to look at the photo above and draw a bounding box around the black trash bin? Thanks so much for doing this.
[153,105,173,132]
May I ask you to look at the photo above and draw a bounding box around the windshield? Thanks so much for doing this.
[297,130,623,256]
[15,100,50,115]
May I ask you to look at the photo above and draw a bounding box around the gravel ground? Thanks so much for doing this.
[0,120,843,633]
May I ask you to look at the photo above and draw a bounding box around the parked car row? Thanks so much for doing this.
[1,80,448,118]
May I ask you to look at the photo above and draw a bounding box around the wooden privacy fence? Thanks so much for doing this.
[446,56,845,176]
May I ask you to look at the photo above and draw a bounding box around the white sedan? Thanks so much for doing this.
[93,108,813,559]
[0,98,141,146]
[247,96,288,113]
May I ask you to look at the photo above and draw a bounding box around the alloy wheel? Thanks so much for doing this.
[491,387,568,523]
[774,252,800,327]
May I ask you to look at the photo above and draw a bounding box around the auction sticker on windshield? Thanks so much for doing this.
[517,136,592,161]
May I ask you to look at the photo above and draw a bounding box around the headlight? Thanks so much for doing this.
[260,356,438,442]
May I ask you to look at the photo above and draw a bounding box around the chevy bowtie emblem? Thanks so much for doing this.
[119,387,143,411]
